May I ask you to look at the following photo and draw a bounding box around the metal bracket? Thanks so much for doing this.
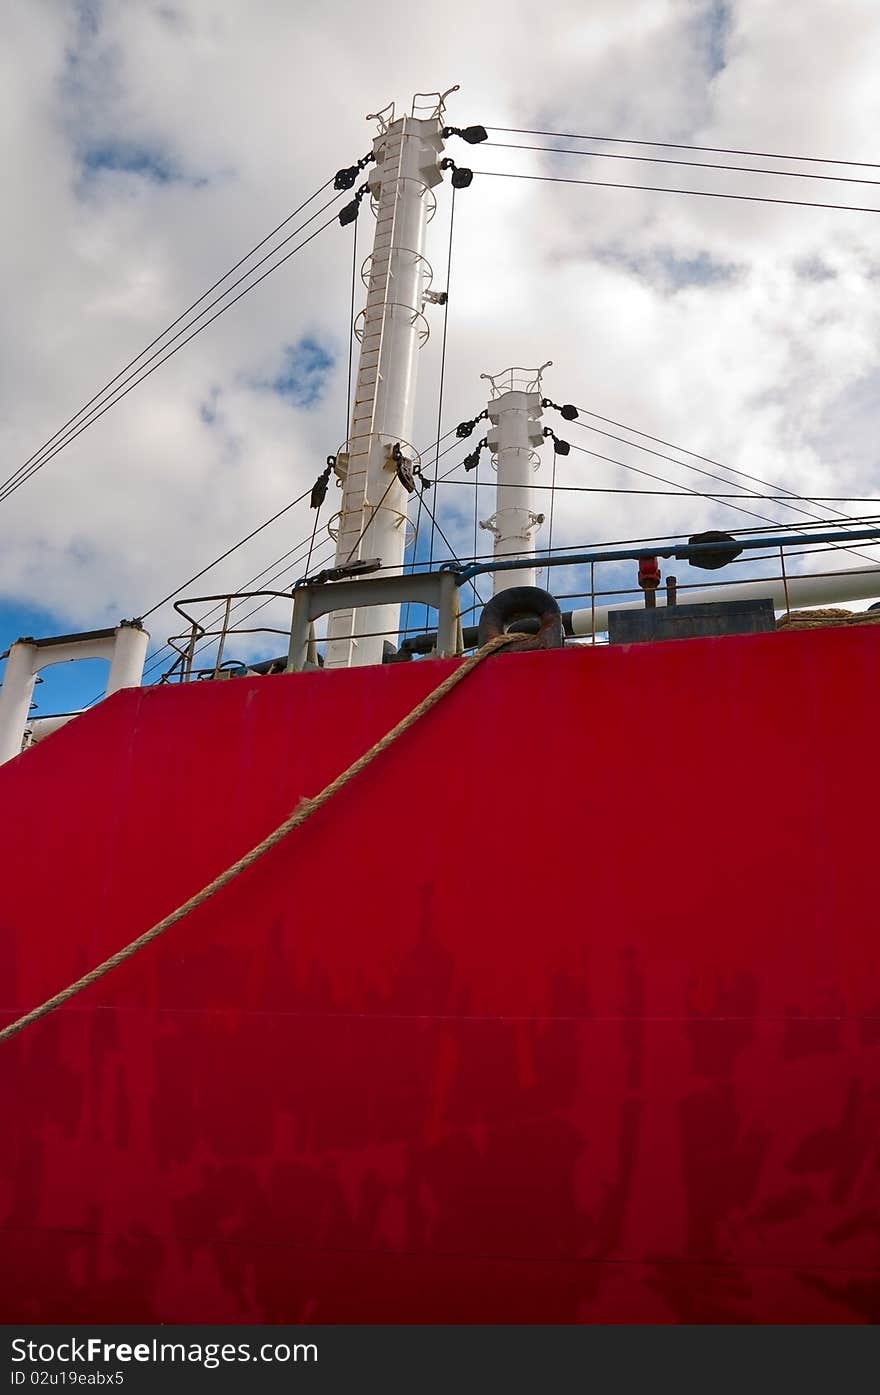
[366,101,396,133]
[288,571,463,672]
[479,510,545,537]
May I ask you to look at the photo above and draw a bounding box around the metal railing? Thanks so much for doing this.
[163,592,294,683]
[160,525,880,681]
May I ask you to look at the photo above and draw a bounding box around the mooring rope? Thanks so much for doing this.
[0,635,518,1045]
[776,607,880,629]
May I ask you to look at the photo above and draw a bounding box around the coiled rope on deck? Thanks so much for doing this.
[0,635,518,1045]
[776,607,880,629]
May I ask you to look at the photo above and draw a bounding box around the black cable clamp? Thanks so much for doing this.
[391,441,434,495]
[390,442,415,494]
[542,398,579,421]
[543,427,571,456]
[338,181,371,227]
[455,409,489,439]
[442,125,488,145]
[333,151,376,191]
[299,558,382,589]
[310,457,335,510]
[440,158,474,189]
[462,436,489,471]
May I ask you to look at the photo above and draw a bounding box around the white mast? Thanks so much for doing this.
[324,91,453,669]
[479,364,549,593]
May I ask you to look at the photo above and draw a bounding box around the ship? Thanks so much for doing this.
[2,90,879,1326]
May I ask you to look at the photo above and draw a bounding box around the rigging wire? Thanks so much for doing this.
[472,449,480,602]
[482,141,880,188]
[303,499,323,582]
[513,512,880,551]
[305,217,358,583]
[434,479,880,502]
[135,425,463,688]
[425,435,468,481]
[342,475,398,566]
[95,506,880,701]
[0,197,344,506]
[346,213,358,435]
[138,526,332,685]
[84,498,321,704]
[434,406,880,584]
[568,410,880,566]
[469,167,880,216]
[0,176,336,507]
[565,438,880,567]
[180,538,339,676]
[413,511,880,553]
[544,448,557,590]
[122,465,389,690]
[14,127,880,690]
[405,189,456,636]
[414,485,485,611]
[485,126,880,172]
[180,492,562,675]
[429,188,459,626]
[573,406,874,528]
[140,486,314,623]
[427,186,457,611]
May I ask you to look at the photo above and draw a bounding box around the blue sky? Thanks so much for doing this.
[268,338,335,408]
[0,598,110,713]
[80,141,191,186]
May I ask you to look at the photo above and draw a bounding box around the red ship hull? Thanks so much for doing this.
[2,628,878,1322]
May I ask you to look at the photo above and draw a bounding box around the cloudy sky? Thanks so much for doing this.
[2,0,880,712]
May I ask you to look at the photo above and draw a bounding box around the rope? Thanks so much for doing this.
[776,607,880,629]
[0,635,518,1046]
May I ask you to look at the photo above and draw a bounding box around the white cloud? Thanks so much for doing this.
[2,0,879,676]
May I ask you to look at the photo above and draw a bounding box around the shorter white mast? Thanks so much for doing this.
[479,364,549,593]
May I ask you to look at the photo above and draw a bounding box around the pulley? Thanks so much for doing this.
[687,531,743,570]
[442,124,488,145]
[440,158,474,188]
[543,427,570,456]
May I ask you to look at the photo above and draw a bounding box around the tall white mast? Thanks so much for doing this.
[324,91,453,669]
[478,364,549,594]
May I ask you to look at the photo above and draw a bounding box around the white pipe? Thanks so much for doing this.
[568,566,880,637]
